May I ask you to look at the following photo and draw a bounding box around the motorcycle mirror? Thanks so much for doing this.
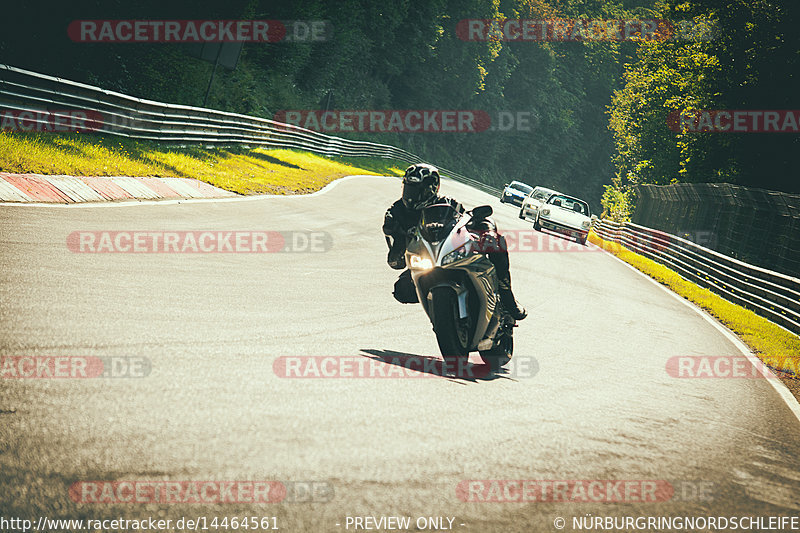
[471,205,493,219]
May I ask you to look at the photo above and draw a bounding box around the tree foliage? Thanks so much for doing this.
[4,0,794,214]
[608,0,800,209]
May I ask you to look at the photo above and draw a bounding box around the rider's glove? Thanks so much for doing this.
[388,246,407,270]
[478,232,500,254]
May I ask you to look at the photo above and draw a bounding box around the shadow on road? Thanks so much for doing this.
[360,348,514,383]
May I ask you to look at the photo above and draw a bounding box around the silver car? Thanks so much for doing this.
[519,186,560,221]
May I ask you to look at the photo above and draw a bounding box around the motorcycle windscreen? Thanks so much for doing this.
[419,204,461,243]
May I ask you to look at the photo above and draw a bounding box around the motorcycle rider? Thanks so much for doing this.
[382,163,527,321]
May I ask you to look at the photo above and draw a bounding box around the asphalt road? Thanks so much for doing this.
[1,176,799,532]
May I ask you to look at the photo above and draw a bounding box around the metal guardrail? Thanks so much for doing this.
[592,218,800,335]
[0,64,500,196]
[4,67,795,333]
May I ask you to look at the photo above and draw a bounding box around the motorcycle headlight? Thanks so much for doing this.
[442,243,479,266]
[409,254,433,270]
[541,209,550,217]
[581,220,591,229]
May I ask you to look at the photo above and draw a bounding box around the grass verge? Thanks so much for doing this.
[588,230,800,401]
[0,131,406,195]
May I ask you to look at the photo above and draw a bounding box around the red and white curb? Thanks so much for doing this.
[0,173,237,203]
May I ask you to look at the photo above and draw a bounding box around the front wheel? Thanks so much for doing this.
[533,218,541,231]
[577,234,587,245]
[430,287,470,370]
[518,208,526,220]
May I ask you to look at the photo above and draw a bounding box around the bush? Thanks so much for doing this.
[600,183,634,222]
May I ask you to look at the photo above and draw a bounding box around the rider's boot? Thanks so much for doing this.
[499,283,527,321]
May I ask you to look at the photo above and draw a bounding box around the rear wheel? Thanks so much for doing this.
[430,288,470,372]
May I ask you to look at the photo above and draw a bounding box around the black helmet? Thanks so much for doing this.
[402,163,440,210]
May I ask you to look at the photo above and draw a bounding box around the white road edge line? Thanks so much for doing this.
[592,241,800,424]
[0,174,397,208]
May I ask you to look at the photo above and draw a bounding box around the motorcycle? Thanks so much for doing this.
[403,203,515,372]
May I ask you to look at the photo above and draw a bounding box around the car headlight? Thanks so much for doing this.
[442,244,478,266]
[541,209,550,217]
[581,220,591,229]
[409,254,433,270]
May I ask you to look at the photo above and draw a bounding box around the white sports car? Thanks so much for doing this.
[533,193,592,245]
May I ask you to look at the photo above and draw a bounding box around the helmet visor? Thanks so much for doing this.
[402,178,436,209]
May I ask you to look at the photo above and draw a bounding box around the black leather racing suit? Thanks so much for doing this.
[382,197,514,304]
